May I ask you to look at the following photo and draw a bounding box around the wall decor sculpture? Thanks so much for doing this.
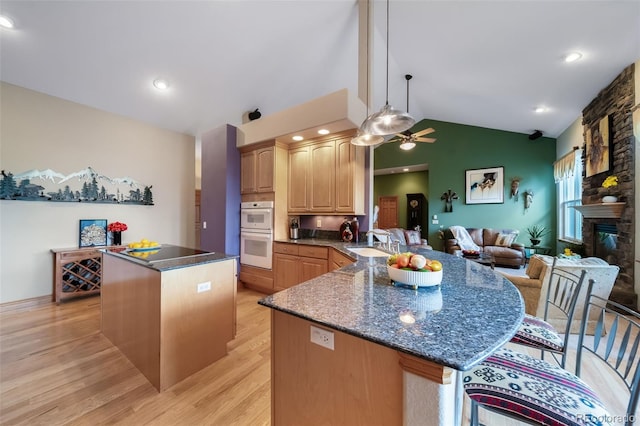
[0,166,153,205]
[440,189,458,212]
[465,166,504,204]
[585,116,610,177]
[509,176,521,201]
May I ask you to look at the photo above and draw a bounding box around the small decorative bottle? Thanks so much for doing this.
[352,217,359,243]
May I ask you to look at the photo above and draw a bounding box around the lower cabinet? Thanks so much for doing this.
[274,243,328,291]
[239,264,274,293]
[330,249,355,271]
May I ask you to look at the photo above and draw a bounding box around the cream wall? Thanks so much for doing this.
[0,83,196,303]
[555,116,583,158]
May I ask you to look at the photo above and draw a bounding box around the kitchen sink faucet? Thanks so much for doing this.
[366,229,395,252]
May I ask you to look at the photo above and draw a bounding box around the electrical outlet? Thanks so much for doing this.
[197,281,211,293]
[203,221,207,229]
[310,325,334,350]
[316,219,322,228]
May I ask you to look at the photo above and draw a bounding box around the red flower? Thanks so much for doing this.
[108,221,128,232]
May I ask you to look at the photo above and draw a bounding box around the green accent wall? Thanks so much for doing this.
[374,118,557,252]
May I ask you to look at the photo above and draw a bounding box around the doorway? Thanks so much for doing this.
[377,196,398,229]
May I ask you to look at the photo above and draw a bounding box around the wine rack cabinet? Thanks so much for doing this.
[52,247,106,303]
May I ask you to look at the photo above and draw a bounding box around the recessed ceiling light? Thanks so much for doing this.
[317,129,330,135]
[564,52,583,63]
[292,135,304,141]
[0,15,15,29]
[534,106,548,114]
[402,168,410,172]
[153,79,170,90]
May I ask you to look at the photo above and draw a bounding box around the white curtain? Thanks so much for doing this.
[553,148,582,183]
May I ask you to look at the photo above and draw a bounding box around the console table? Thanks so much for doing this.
[51,246,123,303]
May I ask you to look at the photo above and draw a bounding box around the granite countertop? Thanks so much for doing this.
[260,238,524,371]
[103,244,237,271]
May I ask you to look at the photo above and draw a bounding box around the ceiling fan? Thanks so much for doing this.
[388,75,436,150]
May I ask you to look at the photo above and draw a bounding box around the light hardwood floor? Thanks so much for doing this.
[0,289,633,425]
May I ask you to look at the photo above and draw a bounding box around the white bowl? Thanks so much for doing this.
[387,265,443,287]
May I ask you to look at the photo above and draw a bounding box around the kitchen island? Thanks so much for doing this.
[259,245,524,425]
[102,245,238,392]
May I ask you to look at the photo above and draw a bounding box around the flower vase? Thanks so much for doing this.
[112,231,122,246]
[602,195,618,203]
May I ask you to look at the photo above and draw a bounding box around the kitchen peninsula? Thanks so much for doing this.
[259,246,524,425]
[101,245,237,392]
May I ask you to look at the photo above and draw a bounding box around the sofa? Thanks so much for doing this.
[444,227,525,267]
[503,254,620,333]
[386,228,432,250]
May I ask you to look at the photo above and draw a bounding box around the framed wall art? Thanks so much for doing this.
[465,166,504,204]
[585,115,610,177]
[79,219,107,247]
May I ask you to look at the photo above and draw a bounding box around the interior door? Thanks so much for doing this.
[377,196,398,229]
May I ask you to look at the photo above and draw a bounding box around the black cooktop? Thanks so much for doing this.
[124,244,210,263]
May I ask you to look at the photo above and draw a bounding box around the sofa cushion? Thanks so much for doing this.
[404,230,422,245]
[484,246,523,259]
[495,232,517,247]
[467,228,484,247]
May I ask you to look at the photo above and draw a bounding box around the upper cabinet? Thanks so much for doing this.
[239,140,288,240]
[240,143,275,194]
[287,131,365,215]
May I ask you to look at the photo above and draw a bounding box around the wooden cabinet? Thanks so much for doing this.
[52,247,107,303]
[239,264,274,293]
[273,242,328,291]
[309,141,336,212]
[330,248,355,271]
[287,146,310,212]
[335,137,365,214]
[287,131,365,215]
[241,143,275,194]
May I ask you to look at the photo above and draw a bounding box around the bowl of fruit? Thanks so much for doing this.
[387,252,443,287]
[127,238,161,252]
[461,249,480,258]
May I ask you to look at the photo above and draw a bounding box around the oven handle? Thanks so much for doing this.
[241,208,273,215]
[241,231,273,240]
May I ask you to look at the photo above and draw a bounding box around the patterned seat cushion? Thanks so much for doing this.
[464,348,611,425]
[511,314,564,352]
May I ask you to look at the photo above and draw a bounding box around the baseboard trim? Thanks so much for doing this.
[0,295,52,313]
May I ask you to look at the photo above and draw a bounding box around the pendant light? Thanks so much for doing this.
[351,0,384,146]
[359,0,415,136]
[398,74,415,150]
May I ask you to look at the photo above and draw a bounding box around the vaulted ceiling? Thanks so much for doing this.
[1,1,638,139]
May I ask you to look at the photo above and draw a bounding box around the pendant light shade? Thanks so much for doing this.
[360,103,415,136]
[351,129,384,146]
[358,0,415,137]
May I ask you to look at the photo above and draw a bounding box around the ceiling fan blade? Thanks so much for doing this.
[416,137,437,143]
[413,128,435,137]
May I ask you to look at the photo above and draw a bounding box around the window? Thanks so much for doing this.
[555,149,582,242]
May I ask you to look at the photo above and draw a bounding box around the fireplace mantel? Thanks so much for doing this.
[573,202,625,219]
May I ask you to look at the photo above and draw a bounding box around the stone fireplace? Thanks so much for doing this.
[580,63,636,309]
[593,223,617,265]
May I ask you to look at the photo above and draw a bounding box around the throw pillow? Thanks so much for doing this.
[404,230,422,245]
[495,232,517,247]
